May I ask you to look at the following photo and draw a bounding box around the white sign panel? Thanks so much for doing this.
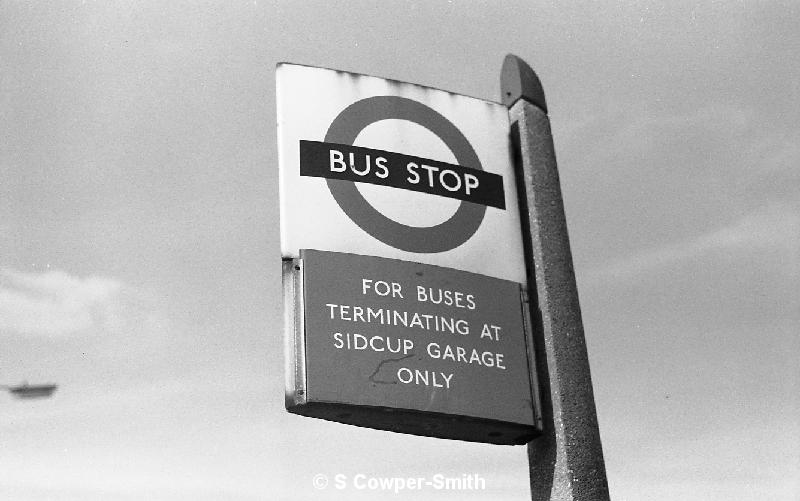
[277,63,526,284]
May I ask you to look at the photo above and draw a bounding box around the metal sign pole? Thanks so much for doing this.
[501,54,610,501]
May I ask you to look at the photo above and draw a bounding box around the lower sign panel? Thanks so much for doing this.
[284,250,541,445]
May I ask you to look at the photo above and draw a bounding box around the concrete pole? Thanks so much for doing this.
[501,54,610,501]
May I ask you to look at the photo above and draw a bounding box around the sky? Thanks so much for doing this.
[1,1,798,500]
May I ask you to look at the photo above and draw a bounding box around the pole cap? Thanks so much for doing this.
[501,54,547,113]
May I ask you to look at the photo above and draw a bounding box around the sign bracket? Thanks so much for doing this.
[283,258,307,408]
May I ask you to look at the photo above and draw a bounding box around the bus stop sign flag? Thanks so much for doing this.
[277,63,540,444]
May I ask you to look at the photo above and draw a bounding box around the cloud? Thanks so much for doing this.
[0,268,122,336]
[585,203,800,285]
